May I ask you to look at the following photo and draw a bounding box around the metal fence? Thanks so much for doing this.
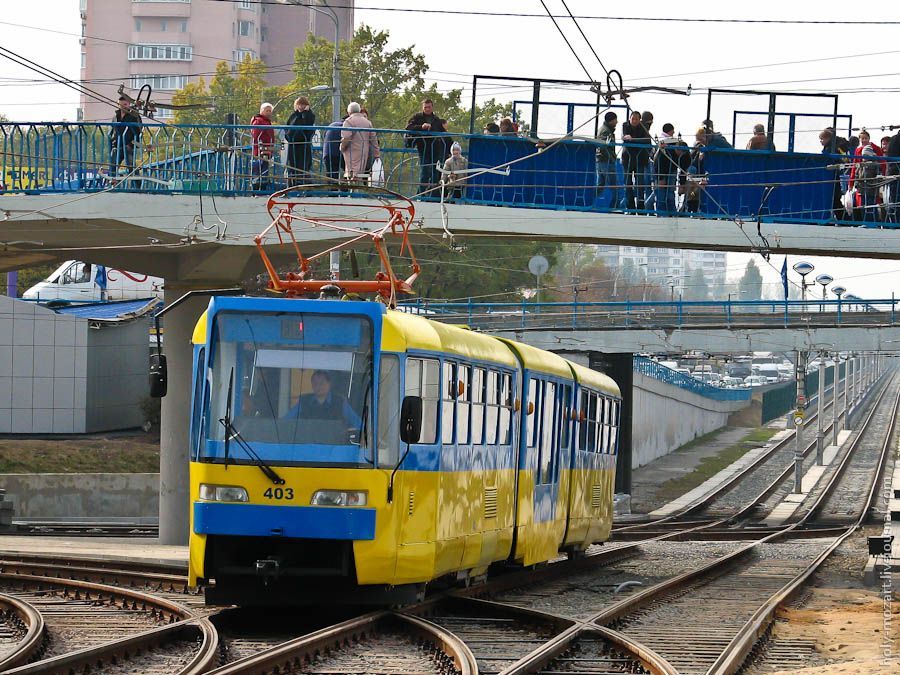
[633,357,751,402]
[398,298,900,330]
[2,121,897,227]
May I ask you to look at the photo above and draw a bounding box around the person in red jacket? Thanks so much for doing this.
[250,102,275,190]
[849,130,887,222]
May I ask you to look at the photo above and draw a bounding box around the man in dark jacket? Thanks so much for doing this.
[595,111,620,208]
[621,110,651,210]
[405,99,449,192]
[323,116,347,181]
[109,95,141,185]
[285,96,316,186]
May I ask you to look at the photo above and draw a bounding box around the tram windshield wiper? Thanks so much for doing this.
[218,368,284,485]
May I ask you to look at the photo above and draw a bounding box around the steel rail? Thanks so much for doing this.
[0,557,190,593]
[0,593,45,672]
[708,373,900,674]
[203,611,478,675]
[2,616,219,675]
[613,379,844,535]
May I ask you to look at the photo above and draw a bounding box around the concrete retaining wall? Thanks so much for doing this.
[0,473,158,519]
[632,372,750,469]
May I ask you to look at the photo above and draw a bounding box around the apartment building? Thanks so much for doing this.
[595,245,728,296]
[78,0,354,122]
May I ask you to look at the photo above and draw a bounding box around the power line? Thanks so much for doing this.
[559,0,609,78]
[0,46,118,109]
[538,0,595,83]
[210,1,900,24]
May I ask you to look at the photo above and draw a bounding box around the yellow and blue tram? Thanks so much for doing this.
[186,296,620,604]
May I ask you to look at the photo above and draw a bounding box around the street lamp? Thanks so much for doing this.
[791,259,814,493]
[288,1,343,122]
[832,284,846,323]
[815,273,833,313]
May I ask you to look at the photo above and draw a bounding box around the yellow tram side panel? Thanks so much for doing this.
[495,338,574,566]
[383,312,520,583]
[564,360,621,550]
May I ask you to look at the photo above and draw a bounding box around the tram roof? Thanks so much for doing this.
[566,360,621,398]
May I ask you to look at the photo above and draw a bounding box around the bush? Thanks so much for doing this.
[140,396,161,430]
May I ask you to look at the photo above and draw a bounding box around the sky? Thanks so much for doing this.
[1,0,900,298]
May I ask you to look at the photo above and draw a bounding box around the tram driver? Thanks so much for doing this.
[284,369,362,430]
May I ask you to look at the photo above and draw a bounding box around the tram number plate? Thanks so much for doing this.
[263,487,294,500]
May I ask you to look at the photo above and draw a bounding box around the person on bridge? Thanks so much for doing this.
[621,110,652,211]
[250,103,275,191]
[886,130,900,224]
[285,96,316,187]
[108,95,142,186]
[653,123,679,215]
[850,135,886,224]
[641,111,656,210]
[323,116,347,181]
[746,124,775,151]
[595,111,621,209]
[405,99,449,194]
[340,102,380,182]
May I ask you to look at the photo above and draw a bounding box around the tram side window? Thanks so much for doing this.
[377,354,400,467]
[405,357,439,444]
[442,361,456,444]
[526,378,539,448]
[559,384,571,451]
[587,392,598,452]
[485,370,499,444]
[538,381,556,484]
[472,367,485,445]
[191,348,205,460]
[610,400,620,453]
[458,365,471,444]
[499,373,513,444]
[598,396,608,454]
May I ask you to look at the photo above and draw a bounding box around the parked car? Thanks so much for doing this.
[744,375,767,387]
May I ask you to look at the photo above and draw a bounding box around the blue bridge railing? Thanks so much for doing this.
[1,121,897,228]
[398,297,899,330]
[633,356,751,402]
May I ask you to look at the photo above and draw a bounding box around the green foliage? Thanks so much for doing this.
[684,266,710,301]
[738,259,764,301]
[0,263,56,297]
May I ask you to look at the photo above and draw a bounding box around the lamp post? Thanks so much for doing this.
[791,261,814,493]
[832,351,841,445]
[289,1,343,122]
[815,273,833,313]
[832,284,846,324]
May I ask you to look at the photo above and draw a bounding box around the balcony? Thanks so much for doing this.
[132,1,191,19]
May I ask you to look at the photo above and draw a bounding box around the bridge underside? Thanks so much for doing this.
[496,325,900,353]
[2,194,900,284]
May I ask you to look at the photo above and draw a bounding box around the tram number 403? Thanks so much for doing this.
[263,487,295,500]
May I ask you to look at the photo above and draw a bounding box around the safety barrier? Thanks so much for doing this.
[633,357,751,402]
[398,298,900,330]
[1,121,897,227]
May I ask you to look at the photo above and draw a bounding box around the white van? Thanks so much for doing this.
[23,261,163,303]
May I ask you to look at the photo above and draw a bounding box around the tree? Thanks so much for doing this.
[738,259,764,301]
[683,267,710,301]
[172,57,281,125]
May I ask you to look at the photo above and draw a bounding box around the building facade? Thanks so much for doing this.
[595,246,728,297]
[79,0,354,122]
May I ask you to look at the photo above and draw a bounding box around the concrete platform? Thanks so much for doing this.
[647,429,793,517]
[762,430,853,527]
[0,535,187,570]
[864,453,900,585]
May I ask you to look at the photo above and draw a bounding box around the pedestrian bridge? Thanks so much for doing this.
[2,121,900,281]
[398,298,900,353]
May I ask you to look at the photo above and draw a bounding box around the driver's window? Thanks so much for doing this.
[61,263,83,285]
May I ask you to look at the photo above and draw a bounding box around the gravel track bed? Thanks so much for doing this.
[490,541,747,620]
[0,584,169,659]
[756,375,895,521]
[427,607,560,674]
[88,636,204,674]
[540,634,651,673]
[280,630,457,674]
[606,539,834,675]
[814,380,900,523]
[0,606,28,664]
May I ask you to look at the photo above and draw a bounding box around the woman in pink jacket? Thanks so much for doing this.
[340,102,380,180]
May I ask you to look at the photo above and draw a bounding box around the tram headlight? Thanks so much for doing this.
[310,490,367,507]
[199,483,249,503]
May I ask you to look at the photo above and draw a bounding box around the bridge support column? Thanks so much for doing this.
[588,352,633,497]
[159,286,210,545]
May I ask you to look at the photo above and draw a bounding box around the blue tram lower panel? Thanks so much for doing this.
[193,502,376,540]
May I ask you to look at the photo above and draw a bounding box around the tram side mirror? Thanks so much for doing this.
[149,353,168,398]
[399,395,422,444]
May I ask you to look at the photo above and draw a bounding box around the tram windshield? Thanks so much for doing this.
[200,311,374,467]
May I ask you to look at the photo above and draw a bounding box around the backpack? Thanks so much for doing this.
[857,160,879,183]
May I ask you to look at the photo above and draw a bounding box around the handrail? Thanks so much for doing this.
[2,120,898,228]
[633,356,751,402]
